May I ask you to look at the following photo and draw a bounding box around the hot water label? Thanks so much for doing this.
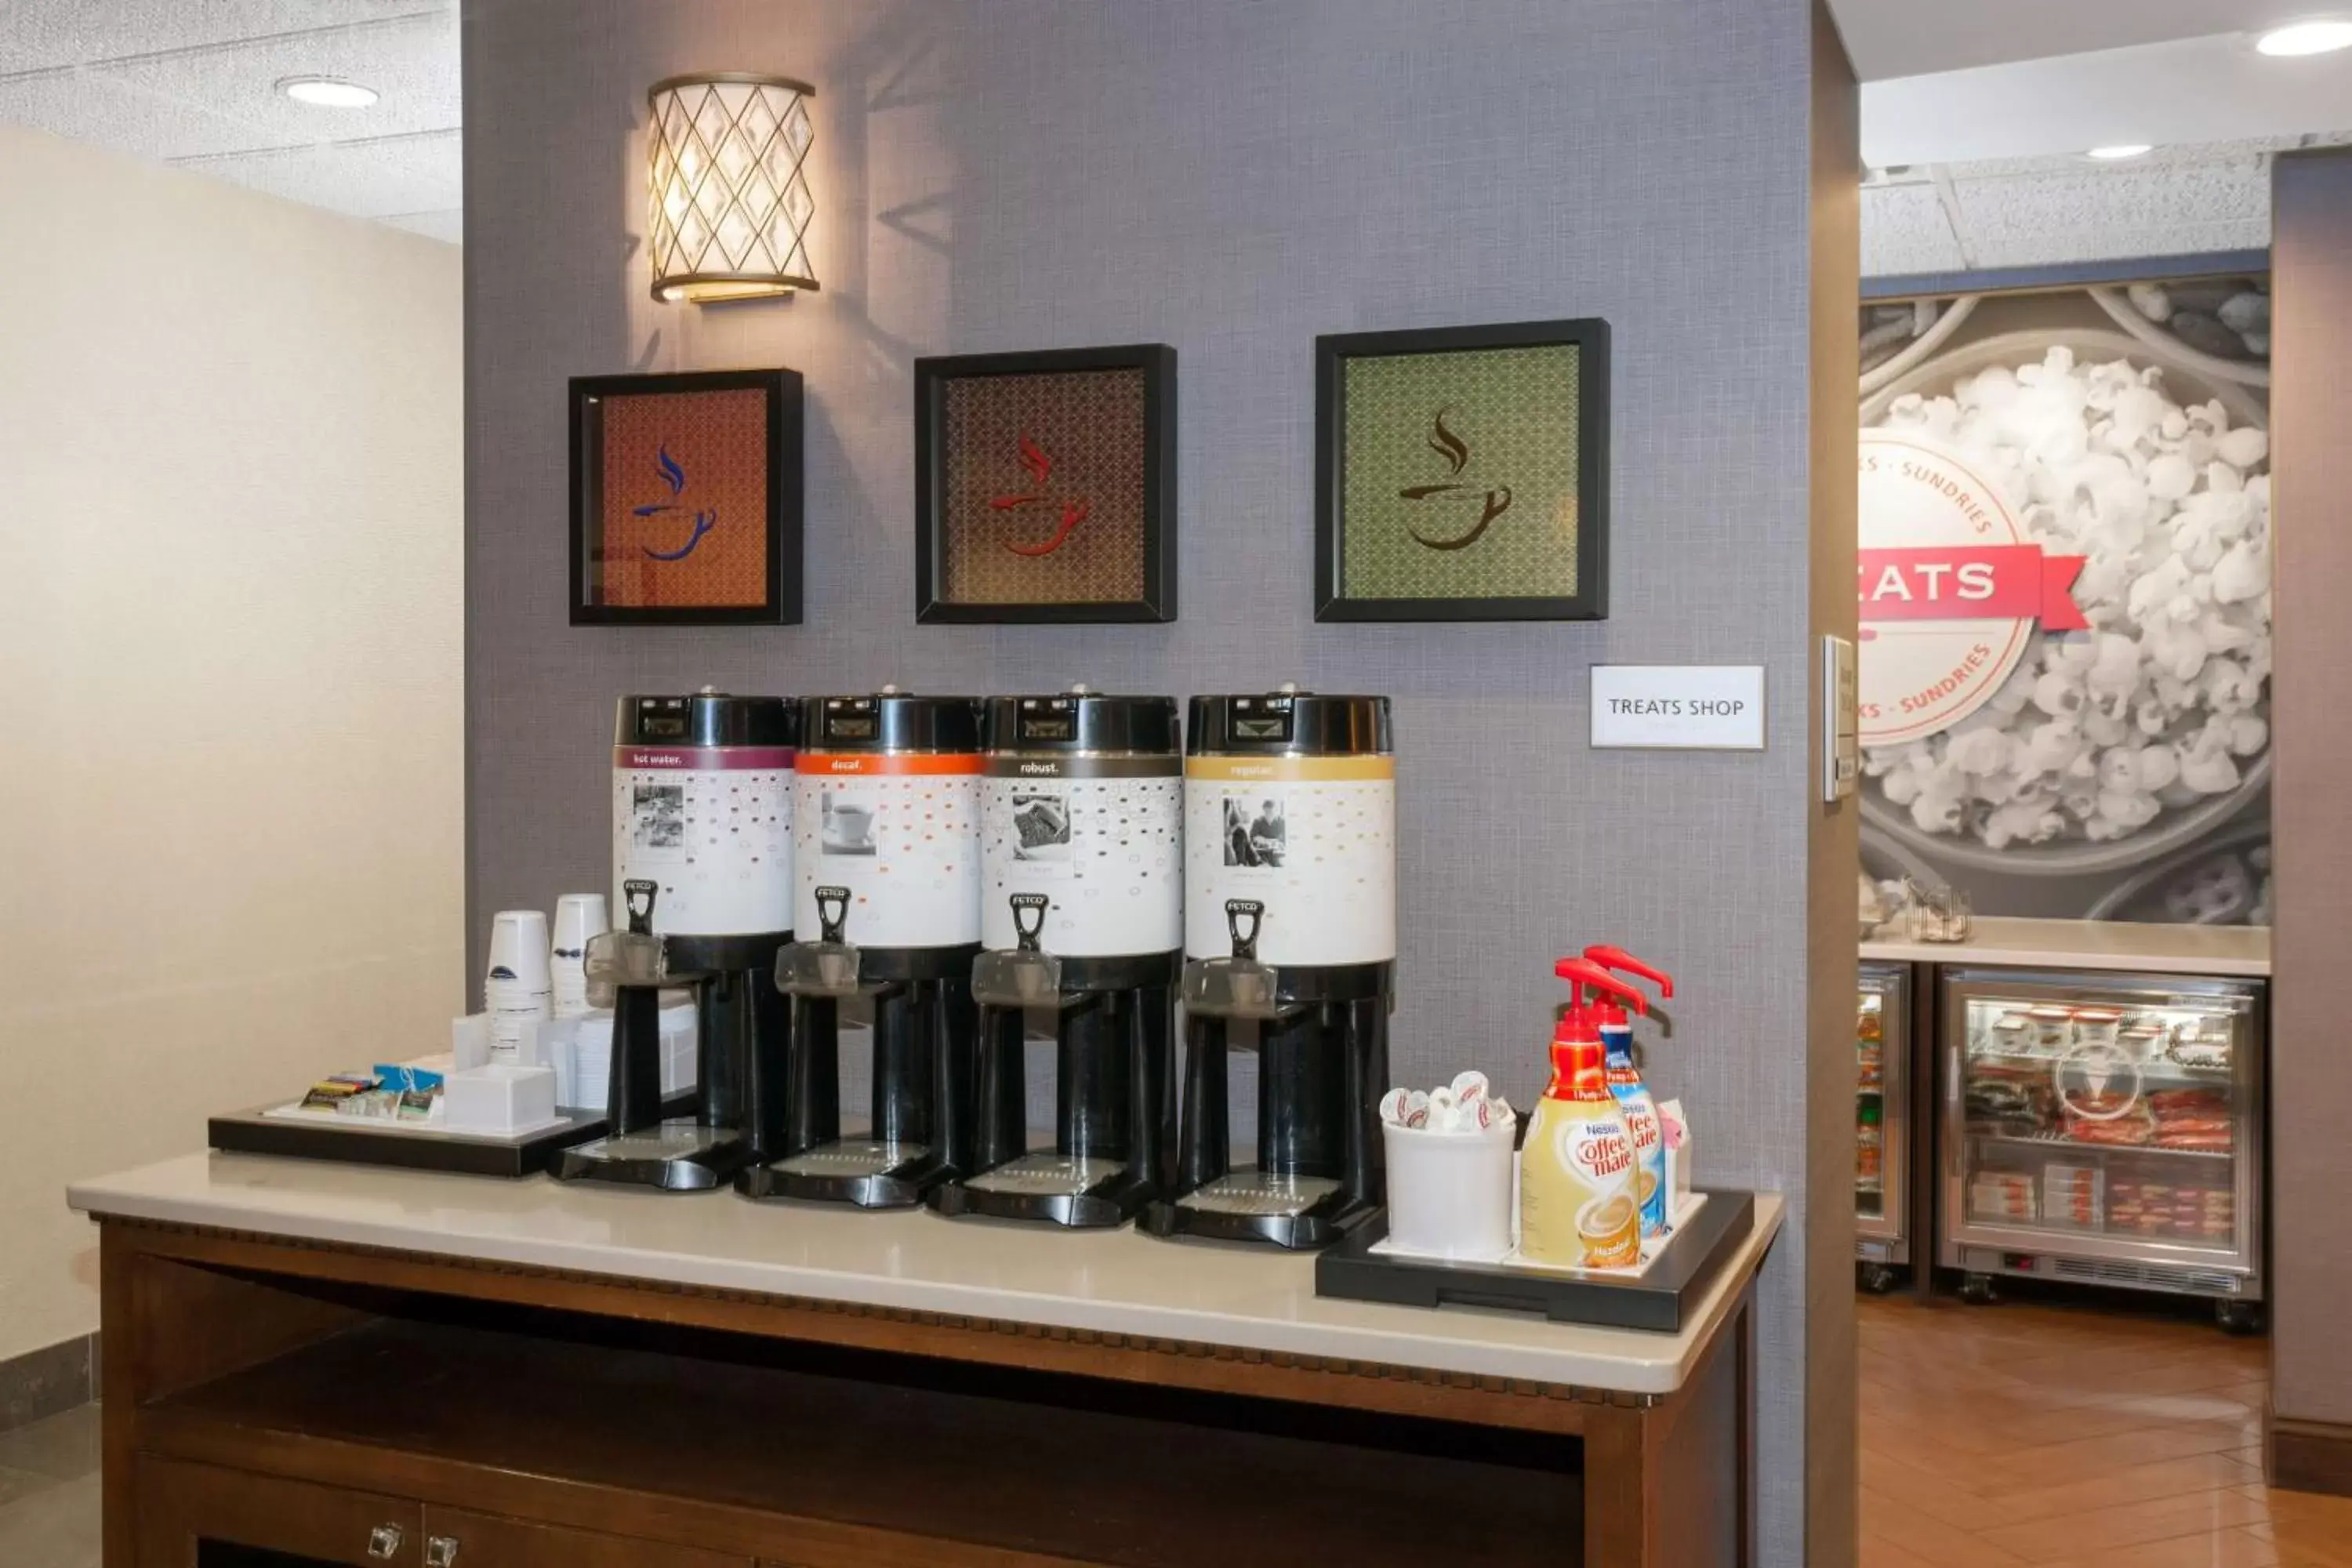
[1183,754,1396,967]
[612,745,794,938]
[982,754,1181,957]
[793,752,982,949]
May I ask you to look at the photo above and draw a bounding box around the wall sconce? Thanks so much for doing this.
[645,73,817,303]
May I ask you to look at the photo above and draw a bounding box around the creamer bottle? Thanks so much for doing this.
[1519,960,1640,1269]
[1582,946,1676,1239]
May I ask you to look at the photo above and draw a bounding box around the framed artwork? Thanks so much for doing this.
[570,368,803,626]
[1315,318,1609,622]
[914,343,1177,624]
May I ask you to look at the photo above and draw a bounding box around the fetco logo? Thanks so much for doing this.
[1857,432,2088,746]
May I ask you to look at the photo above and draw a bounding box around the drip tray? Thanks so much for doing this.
[1178,1171,1341,1219]
[964,1153,1126,1198]
[774,1139,929,1178]
[578,1120,739,1163]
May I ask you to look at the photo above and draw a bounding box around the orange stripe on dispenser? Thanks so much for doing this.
[796,752,983,776]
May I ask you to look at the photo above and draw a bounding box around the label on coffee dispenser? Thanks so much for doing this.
[793,752,982,949]
[1182,754,1396,967]
[982,754,1181,957]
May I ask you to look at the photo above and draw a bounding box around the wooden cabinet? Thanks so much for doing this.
[417,1508,750,1568]
[135,1457,421,1566]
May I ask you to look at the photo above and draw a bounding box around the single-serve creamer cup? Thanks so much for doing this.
[1382,1115,1516,1259]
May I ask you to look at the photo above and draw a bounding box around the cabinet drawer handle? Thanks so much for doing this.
[424,1537,459,1567]
[367,1523,404,1560]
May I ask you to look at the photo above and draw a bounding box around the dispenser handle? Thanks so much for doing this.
[1225,899,1265,960]
[1010,893,1050,952]
[1554,956,1646,1015]
[622,879,658,935]
[815,885,851,944]
[1584,944,1675,1000]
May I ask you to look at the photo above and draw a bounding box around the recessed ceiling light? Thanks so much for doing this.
[2254,19,2352,56]
[2085,144,2154,161]
[278,76,379,108]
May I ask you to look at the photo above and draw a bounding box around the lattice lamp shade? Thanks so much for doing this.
[646,73,818,303]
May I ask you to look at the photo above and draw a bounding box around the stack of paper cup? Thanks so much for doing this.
[484,910,553,1065]
[550,894,610,1018]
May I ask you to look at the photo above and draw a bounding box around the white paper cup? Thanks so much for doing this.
[1383,1117,1515,1259]
[486,909,553,993]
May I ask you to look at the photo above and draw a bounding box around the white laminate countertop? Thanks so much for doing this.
[70,1153,1780,1397]
[1860,917,2270,978]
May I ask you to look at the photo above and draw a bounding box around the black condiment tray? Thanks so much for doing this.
[207,1091,697,1180]
[1314,1187,1758,1333]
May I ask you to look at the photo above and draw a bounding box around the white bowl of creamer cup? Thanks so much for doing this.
[1382,1116,1516,1260]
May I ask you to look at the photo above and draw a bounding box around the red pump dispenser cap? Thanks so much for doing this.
[1582,945,1675,1028]
[1549,958,1646,1094]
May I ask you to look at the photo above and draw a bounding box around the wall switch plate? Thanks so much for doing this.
[1821,633,1857,802]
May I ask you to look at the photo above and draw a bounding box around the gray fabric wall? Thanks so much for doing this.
[463,2,1846,1559]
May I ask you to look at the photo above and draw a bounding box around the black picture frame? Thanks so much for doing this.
[914,343,1178,625]
[1314,318,1609,622]
[569,368,803,626]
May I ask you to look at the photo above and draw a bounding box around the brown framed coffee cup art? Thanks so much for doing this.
[914,343,1177,625]
[570,368,804,626]
[1315,318,1608,622]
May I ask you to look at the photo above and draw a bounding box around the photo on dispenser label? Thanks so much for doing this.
[630,783,686,851]
[819,790,878,856]
[1010,792,1073,863]
[1222,793,1287,869]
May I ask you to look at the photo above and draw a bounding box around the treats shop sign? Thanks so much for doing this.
[1857,432,2088,746]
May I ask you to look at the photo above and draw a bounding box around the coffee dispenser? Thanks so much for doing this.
[931,690,1182,1228]
[1144,688,1396,1248]
[739,689,985,1208]
[554,691,798,1191]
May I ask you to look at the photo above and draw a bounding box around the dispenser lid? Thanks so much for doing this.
[1187,687,1391,757]
[616,691,797,748]
[985,689,1178,754]
[804,688,983,753]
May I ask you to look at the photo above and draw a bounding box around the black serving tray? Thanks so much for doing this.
[1314,1187,1758,1333]
[207,1091,698,1180]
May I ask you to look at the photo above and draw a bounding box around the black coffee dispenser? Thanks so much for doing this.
[1143,690,1396,1248]
[554,692,798,1192]
[738,691,985,1208]
[931,691,1182,1228]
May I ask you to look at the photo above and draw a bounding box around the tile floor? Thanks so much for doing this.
[0,1402,100,1568]
[1861,1290,2352,1567]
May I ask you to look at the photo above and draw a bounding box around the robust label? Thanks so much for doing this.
[792,753,982,949]
[613,745,794,938]
[1183,756,1396,967]
[1857,432,2088,746]
[982,756,1181,957]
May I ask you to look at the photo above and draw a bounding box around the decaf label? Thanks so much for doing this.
[1858,432,2088,746]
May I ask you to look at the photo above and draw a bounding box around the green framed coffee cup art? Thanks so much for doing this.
[1314,318,1609,622]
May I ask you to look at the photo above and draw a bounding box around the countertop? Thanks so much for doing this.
[1860,917,2270,978]
[71,1153,1780,1397]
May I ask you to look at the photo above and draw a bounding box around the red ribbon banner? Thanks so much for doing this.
[1857,545,2089,633]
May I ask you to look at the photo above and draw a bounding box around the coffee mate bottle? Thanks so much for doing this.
[1581,946,1677,1240]
[1519,962,1639,1269]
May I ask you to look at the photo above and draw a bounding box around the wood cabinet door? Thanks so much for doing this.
[136,1457,422,1566]
[418,1507,752,1568]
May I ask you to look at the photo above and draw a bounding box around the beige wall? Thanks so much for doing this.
[2270,147,2352,1436]
[0,125,465,1363]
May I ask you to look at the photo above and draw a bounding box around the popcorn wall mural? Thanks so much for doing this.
[1857,277,2272,927]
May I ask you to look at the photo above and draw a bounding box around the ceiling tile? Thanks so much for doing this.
[1827,0,2303,81]
[0,70,272,162]
[175,128,459,220]
[90,9,458,146]
[1947,158,2271,267]
[1862,182,1968,278]
[0,2,447,75]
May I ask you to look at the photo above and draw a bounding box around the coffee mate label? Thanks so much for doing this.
[1517,1098,1639,1269]
[1610,1080,1670,1238]
[1857,431,2088,746]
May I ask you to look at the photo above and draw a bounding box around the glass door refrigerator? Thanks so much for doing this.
[1938,967,2265,1331]
[1856,962,1911,1290]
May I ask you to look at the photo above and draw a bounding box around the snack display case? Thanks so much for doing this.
[1937,967,2264,1330]
[1855,961,1912,1290]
